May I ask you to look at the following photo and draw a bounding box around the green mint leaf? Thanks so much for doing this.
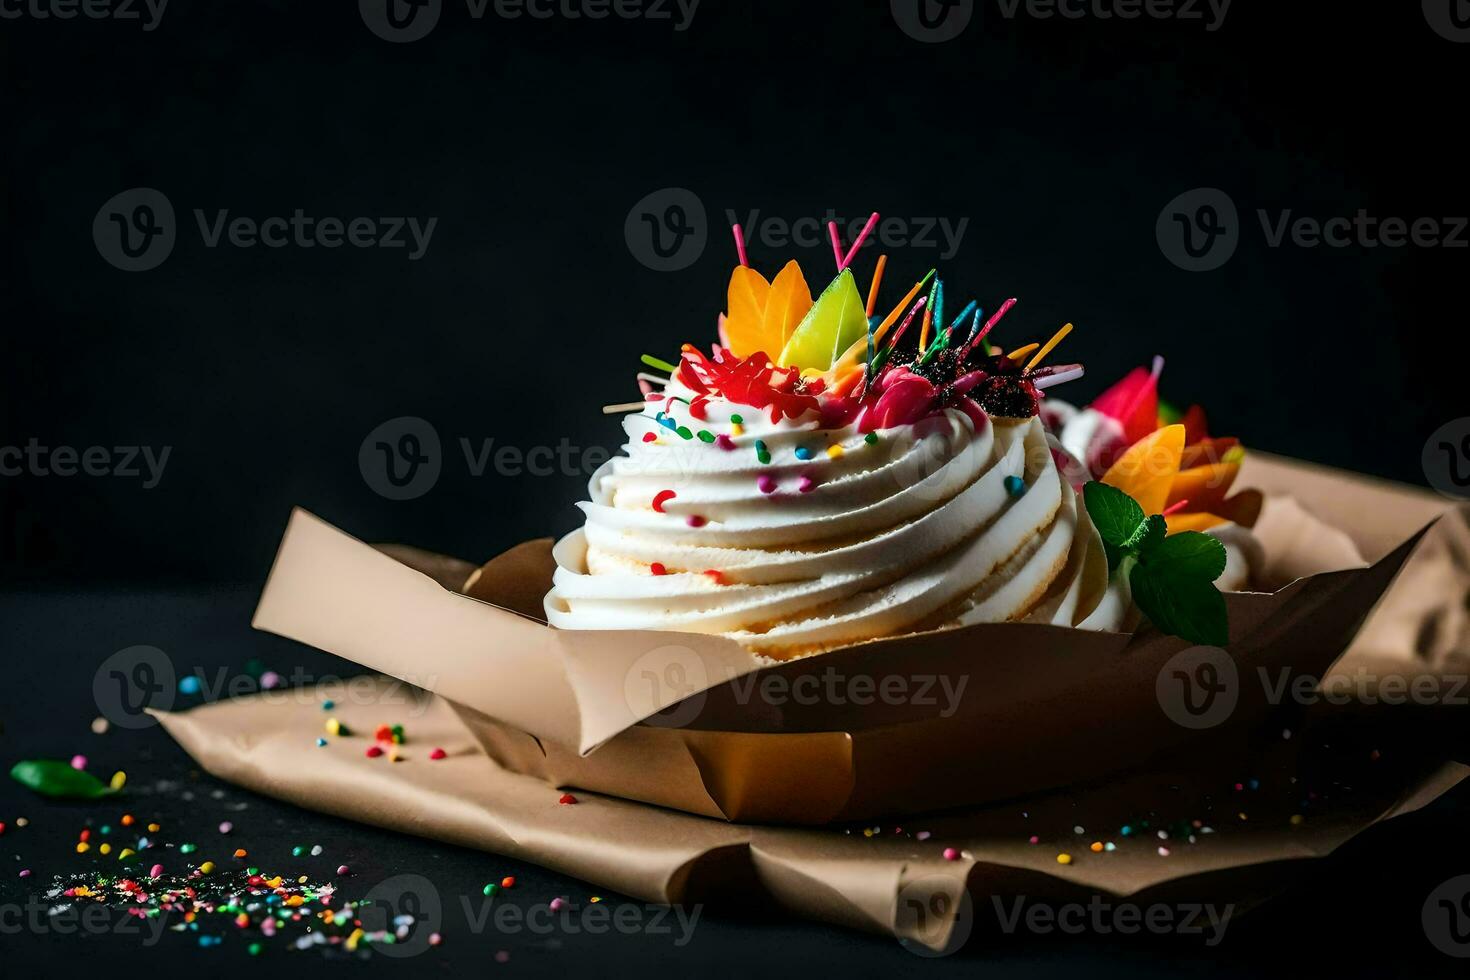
[1126,514,1168,554]
[1145,530,1228,582]
[1129,564,1229,646]
[9,760,116,799]
[1083,482,1146,549]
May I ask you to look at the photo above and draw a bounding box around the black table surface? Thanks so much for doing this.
[2,586,1469,978]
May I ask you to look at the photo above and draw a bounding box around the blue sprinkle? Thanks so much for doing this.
[1120,824,1133,837]
[1004,475,1026,498]
[178,675,202,695]
[321,699,335,710]
[794,445,813,461]
[316,737,328,747]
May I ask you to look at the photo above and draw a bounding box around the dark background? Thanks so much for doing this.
[3,0,1467,586]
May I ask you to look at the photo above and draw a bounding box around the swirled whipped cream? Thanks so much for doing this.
[545,375,1131,659]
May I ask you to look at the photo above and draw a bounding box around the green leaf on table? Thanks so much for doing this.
[10,760,116,799]
[1129,564,1229,647]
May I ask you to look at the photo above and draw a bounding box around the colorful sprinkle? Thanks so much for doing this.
[651,489,676,513]
[703,570,727,585]
[260,670,282,690]
[686,515,707,527]
[1004,475,1027,497]
[649,562,668,576]
[754,439,771,464]
[550,898,566,912]
[430,747,447,760]
[942,847,960,861]
[178,676,202,695]
[714,434,735,451]
[641,432,657,443]
[233,849,247,859]
[794,445,813,461]
[827,444,845,459]
[676,426,693,440]
[364,745,384,758]
[730,422,744,437]
[337,865,351,875]
[729,414,743,424]
[321,699,335,710]
[797,476,816,493]
[697,430,715,443]
[864,432,879,445]
[482,883,499,897]
[501,876,516,889]
[218,821,233,834]
[559,793,578,805]
[315,737,327,747]
[1056,853,1073,865]
[756,475,777,494]
[109,771,126,790]
[69,754,87,770]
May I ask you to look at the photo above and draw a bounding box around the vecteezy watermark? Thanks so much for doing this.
[359,417,618,500]
[726,208,970,262]
[1157,650,1470,730]
[1155,645,1239,730]
[1424,418,1470,499]
[94,646,438,730]
[93,645,176,730]
[1424,875,1470,957]
[358,875,444,958]
[360,0,700,43]
[626,187,707,272]
[0,897,172,946]
[1155,188,1240,272]
[1158,187,1468,271]
[461,895,702,945]
[992,895,1234,945]
[0,0,168,31]
[94,188,437,271]
[1423,0,1470,42]
[624,644,972,729]
[891,0,1230,42]
[896,874,973,957]
[0,439,171,488]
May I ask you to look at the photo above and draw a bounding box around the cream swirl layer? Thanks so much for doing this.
[546,388,1127,657]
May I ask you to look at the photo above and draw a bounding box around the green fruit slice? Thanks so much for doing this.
[776,269,868,371]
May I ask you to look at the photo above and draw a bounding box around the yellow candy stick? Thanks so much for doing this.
[1024,323,1074,372]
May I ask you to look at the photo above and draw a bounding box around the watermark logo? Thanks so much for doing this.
[891,0,975,43]
[993,895,1233,944]
[0,0,168,30]
[0,439,171,488]
[1424,875,1470,956]
[1423,418,1470,499]
[93,645,176,730]
[727,208,969,261]
[360,0,442,42]
[1423,0,1470,42]
[94,187,176,272]
[896,874,973,957]
[624,644,708,728]
[360,417,443,501]
[1156,187,1238,272]
[359,875,444,957]
[1155,645,1238,729]
[362,0,698,42]
[94,188,437,270]
[626,187,707,271]
[1159,187,1467,270]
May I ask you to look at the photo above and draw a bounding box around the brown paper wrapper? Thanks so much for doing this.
[154,676,1469,951]
[249,452,1470,823]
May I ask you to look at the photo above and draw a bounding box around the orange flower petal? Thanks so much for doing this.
[1166,460,1241,514]
[1101,424,1185,515]
[722,266,772,358]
